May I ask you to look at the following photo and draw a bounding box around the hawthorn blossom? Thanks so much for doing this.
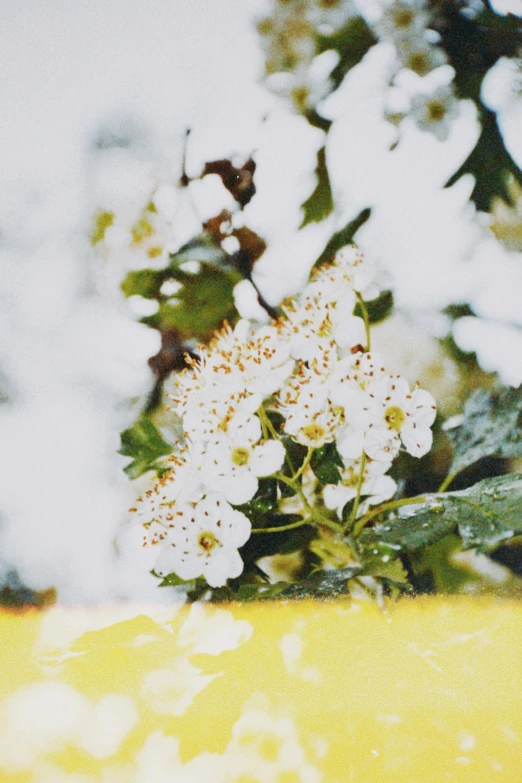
[202,416,285,505]
[152,494,251,588]
[323,456,397,519]
[364,376,437,460]
[410,84,459,141]
[376,0,430,43]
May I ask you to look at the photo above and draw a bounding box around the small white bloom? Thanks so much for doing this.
[376,0,430,43]
[323,456,397,519]
[153,493,251,588]
[308,0,357,32]
[410,84,459,141]
[203,416,285,505]
[364,376,437,460]
[396,38,447,76]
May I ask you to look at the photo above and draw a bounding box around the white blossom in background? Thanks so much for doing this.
[410,83,459,141]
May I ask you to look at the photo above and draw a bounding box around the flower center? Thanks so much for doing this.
[302,423,326,442]
[427,100,446,122]
[232,447,250,466]
[384,405,405,433]
[394,8,414,28]
[198,531,219,552]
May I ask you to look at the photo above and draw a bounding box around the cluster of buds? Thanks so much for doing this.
[133,246,436,588]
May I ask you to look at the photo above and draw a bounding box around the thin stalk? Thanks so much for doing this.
[251,518,311,534]
[438,470,458,493]
[345,452,367,533]
[352,494,427,537]
[294,447,313,480]
[356,292,371,352]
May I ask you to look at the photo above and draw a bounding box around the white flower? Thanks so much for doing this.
[206,320,294,398]
[153,493,251,588]
[308,0,356,32]
[376,0,430,43]
[133,445,205,530]
[323,456,397,519]
[396,38,447,76]
[410,84,459,141]
[202,416,285,505]
[364,376,437,460]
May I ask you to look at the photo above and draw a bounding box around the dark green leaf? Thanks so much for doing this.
[235,479,278,526]
[239,519,316,563]
[445,108,522,212]
[310,442,343,485]
[141,265,240,341]
[446,385,522,475]
[169,234,228,268]
[119,415,172,479]
[317,16,377,89]
[314,208,371,268]
[300,147,333,227]
[270,565,361,600]
[278,438,308,496]
[354,289,393,324]
[361,474,522,555]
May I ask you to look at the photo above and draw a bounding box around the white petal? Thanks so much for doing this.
[229,415,261,445]
[323,484,356,519]
[364,427,400,461]
[205,548,244,587]
[209,469,258,506]
[155,545,202,581]
[334,315,366,350]
[408,388,437,427]
[249,440,285,477]
[401,424,433,458]
[336,424,365,460]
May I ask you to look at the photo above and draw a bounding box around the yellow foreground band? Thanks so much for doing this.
[1,597,521,781]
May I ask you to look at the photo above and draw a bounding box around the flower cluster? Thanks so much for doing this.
[257,0,356,113]
[374,0,459,140]
[133,246,436,588]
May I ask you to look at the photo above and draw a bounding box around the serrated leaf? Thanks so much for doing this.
[310,442,343,485]
[314,208,371,268]
[447,385,522,475]
[445,108,522,212]
[157,571,193,587]
[300,146,333,228]
[271,565,361,600]
[119,415,172,479]
[361,474,522,556]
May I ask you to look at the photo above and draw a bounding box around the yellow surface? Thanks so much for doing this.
[1,597,522,781]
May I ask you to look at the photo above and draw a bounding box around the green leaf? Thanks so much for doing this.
[119,415,172,479]
[121,268,167,299]
[310,442,343,485]
[235,479,278,526]
[142,265,240,341]
[317,16,377,89]
[354,289,393,324]
[445,108,522,212]
[156,571,193,588]
[446,385,522,476]
[314,208,371,268]
[169,234,228,268]
[269,565,361,600]
[300,147,334,228]
[361,474,522,556]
